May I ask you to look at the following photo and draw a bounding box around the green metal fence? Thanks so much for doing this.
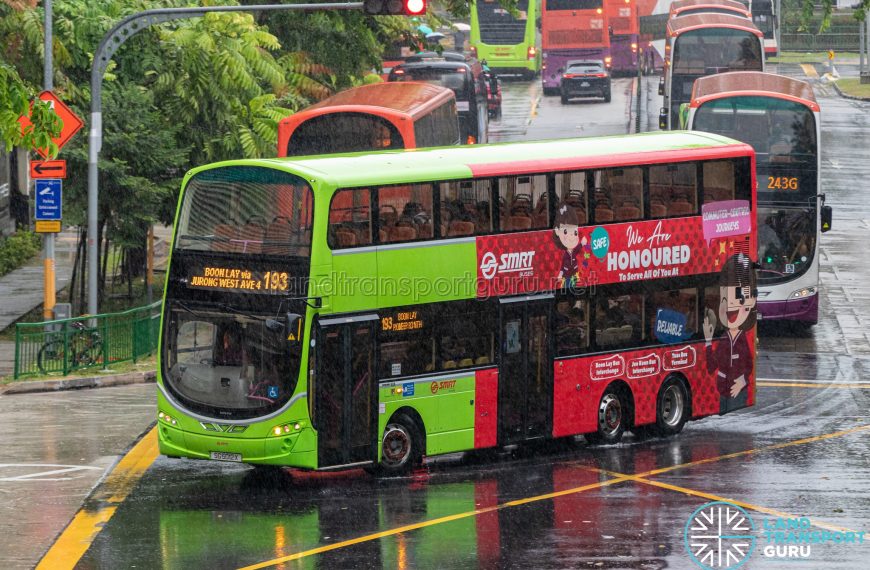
[14,301,162,379]
[781,33,860,52]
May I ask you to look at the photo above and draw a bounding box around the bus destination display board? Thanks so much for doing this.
[188,266,290,294]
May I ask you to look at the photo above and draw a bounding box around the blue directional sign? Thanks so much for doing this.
[35,179,62,221]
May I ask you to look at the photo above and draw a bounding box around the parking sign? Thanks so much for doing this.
[35,179,62,220]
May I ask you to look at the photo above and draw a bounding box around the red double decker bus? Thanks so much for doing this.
[277,82,460,157]
[541,0,610,94]
[605,0,639,74]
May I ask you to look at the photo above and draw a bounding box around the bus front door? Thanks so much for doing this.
[315,317,377,469]
[498,298,552,444]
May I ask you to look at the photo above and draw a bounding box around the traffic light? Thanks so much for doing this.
[363,0,426,16]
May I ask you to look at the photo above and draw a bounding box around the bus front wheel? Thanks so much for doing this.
[378,414,422,475]
[655,377,689,436]
[587,388,628,445]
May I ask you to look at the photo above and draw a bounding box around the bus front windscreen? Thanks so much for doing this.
[175,166,313,256]
[673,29,763,74]
[477,0,529,45]
[692,97,817,169]
[163,308,302,418]
[757,206,816,284]
[287,113,404,156]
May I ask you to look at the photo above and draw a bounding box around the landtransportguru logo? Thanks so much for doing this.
[684,501,865,568]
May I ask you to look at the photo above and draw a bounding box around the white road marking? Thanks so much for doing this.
[0,463,103,482]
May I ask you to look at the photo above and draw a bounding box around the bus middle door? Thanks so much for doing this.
[498,296,553,445]
[315,316,377,469]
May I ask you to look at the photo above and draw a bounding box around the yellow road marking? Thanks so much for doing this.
[36,426,159,570]
[800,63,819,78]
[758,381,870,389]
[237,474,632,569]
[241,423,869,569]
[636,423,870,478]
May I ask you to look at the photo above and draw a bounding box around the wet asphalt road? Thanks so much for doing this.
[8,66,870,569]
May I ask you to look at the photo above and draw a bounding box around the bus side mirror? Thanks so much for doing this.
[659,107,668,130]
[821,205,832,232]
[658,76,665,96]
[267,312,304,342]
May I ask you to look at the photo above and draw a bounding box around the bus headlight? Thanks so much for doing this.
[271,422,304,436]
[790,287,817,299]
[158,411,177,425]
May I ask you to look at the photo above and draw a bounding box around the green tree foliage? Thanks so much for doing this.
[804,0,870,32]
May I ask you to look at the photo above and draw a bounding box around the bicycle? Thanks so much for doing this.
[37,320,105,374]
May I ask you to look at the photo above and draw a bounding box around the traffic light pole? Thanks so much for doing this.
[43,0,56,322]
[87,3,364,316]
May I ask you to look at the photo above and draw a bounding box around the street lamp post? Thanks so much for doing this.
[86,3,364,316]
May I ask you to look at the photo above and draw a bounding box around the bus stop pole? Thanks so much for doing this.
[43,0,56,322]
[86,3,363,316]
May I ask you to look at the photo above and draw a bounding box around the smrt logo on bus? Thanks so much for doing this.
[430,380,457,394]
[479,250,536,281]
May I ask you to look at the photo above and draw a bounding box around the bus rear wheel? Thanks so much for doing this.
[586,388,628,445]
[378,414,422,475]
[655,377,689,436]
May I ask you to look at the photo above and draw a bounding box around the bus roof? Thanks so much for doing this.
[293,82,455,121]
[690,72,819,111]
[669,0,751,18]
[667,13,763,38]
[190,132,752,188]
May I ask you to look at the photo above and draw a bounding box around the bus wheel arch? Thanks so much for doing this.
[654,374,691,436]
[378,407,425,474]
[587,380,634,445]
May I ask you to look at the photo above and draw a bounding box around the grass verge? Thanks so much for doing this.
[836,78,870,99]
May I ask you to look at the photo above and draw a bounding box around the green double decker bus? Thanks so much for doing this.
[158,132,758,474]
[470,0,541,78]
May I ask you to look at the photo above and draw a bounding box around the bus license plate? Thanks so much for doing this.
[210,451,242,462]
[581,81,590,87]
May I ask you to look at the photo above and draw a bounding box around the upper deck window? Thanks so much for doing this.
[693,97,817,167]
[286,113,404,156]
[673,29,762,74]
[176,167,313,256]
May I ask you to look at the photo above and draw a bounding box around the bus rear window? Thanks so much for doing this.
[393,68,470,97]
[286,113,404,156]
[175,167,313,256]
[673,30,762,74]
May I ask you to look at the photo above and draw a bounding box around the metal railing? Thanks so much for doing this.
[781,33,860,52]
[14,301,162,379]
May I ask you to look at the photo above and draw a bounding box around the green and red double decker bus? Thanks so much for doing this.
[158,132,758,473]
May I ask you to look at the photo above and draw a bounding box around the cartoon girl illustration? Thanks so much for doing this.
[703,253,757,413]
[553,202,591,288]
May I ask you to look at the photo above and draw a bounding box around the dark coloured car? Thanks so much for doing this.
[560,60,611,104]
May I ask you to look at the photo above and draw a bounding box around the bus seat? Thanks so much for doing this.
[442,360,457,370]
[448,221,475,236]
[474,356,490,366]
[425,363,435,372]
[335,229,357,247]
[615,205,640,220]
[416,222,433,239]
[595,207,614,222]
[617,325,634,343]
[264,220,292,254]
[508,215,532,231]
[669,200,694,216]
[651,203,667,218]
[459,358,474,368]
[388,225,417,242]
[213,225,239,252]
[239,224,264,254]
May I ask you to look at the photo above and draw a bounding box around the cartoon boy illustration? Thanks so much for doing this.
[553,202,591,288]
[703,253,757,413]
